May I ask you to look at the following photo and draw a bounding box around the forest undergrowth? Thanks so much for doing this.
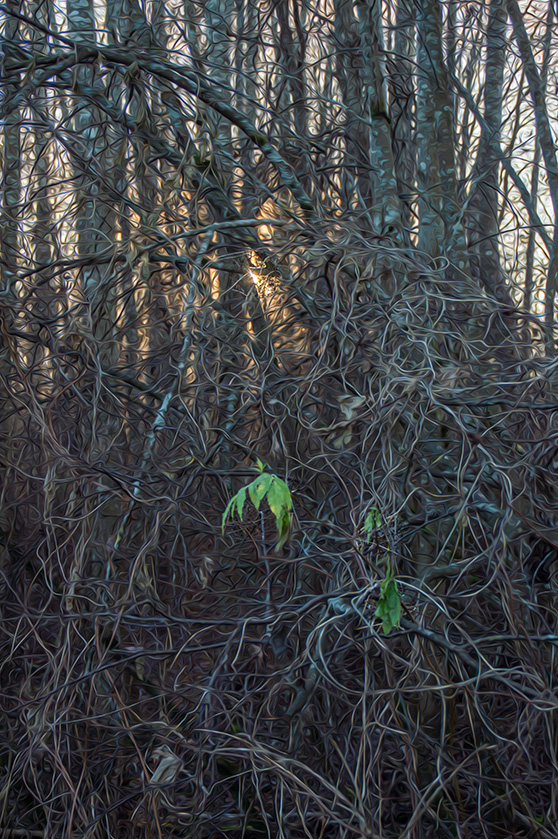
[1,0,558,836]
[1,236,558,838]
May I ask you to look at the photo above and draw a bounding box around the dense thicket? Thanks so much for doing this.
[1,1,558,837]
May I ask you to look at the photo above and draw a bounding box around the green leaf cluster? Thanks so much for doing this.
[375,574,401,635]
[222,461,292,549]
[362,506,381,542]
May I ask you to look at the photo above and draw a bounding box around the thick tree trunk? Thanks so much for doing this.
[506,0,558,345]
[415,0,470,275]
[0,7,21,294]
[389,0,416,233]
[468,0,509,302]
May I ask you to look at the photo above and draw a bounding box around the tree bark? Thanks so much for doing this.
[468,0,508,301]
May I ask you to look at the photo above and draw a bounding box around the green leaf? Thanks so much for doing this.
[254,458,266,473]
[222,496,236,533]
[266,477,291,521]
[276,508,291,550]
[222,471,292,550]
[385,580,399,609]
[248,473,272,510]
[266,477,292,544]
[375,576,401,635]
[222,486,248,532]
[362,507,381,542]
[234,486,247,520]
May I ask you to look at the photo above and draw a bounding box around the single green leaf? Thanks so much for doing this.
[276,508,291,549]
[375,600,386,631]
[266,477,291,523]
[388,596,401,628]
[385,580,400,609]
[375,576,401,635]
[222,496,235,533]
[248,473,272,510]
[234,486,247,521]
[255,458,266,473]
